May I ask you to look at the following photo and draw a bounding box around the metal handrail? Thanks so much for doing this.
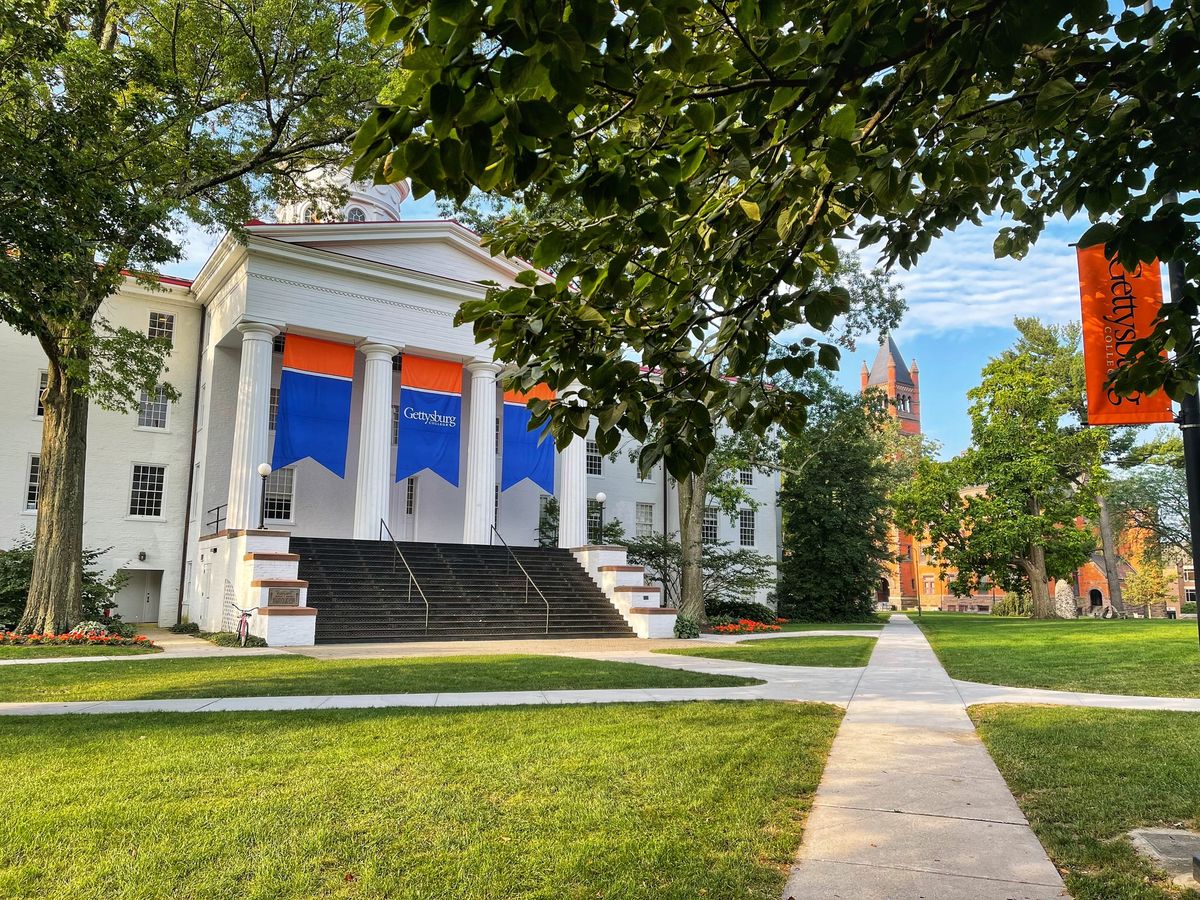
[204,504,227,535]
[490,523,550,634]
[379,519,430,632]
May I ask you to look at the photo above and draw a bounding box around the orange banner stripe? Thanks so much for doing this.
[281,334,355,379]
[401,355,463,394]
[1077,245,1174,426]
[503,384,556,404]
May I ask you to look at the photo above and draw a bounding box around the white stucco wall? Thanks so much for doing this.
[0,280,200,626]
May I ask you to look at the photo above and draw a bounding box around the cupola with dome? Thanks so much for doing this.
[273,165,410,224]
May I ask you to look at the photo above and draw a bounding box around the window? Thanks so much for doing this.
[635,502,654,538]
[405,477,417,515]
[137,385,169,429]
[272,334,285,354]
[301,205,315,223]
[738,509,755,546]
[896,394,912,413]
[269,387,280,431]
[495,416,500,454]
[347,206,366,223]
[263,467,294,522]
[35,371,47,418]
[148,312,174,345]
[1184,568,1195,583]
[923,575,936,595]
[25,455,39,511]
[701,507,719,544]
[128,464,166,518]
[392,404,399,445]
[738,468,754,486]
[587,499,603,544]
[585,440,602,476]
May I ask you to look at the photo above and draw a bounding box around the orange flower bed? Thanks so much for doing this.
[707,618,782,635]
[1,632,155,648]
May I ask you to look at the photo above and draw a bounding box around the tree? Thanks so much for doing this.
[351,0,1199,479]
[624,534,775,612]
[1109,431,1191,559]
[1005,317,1138,612]
[1124,545,1172,619]
[895,350,1105,618]
[0,3,389,633]
[775,381,894,622]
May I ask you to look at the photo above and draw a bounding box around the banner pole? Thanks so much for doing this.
[1163,191,1200,649]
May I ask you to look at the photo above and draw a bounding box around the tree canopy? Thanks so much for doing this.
[352,0,1198,477]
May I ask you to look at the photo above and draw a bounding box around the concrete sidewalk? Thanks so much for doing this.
[782,614,1069,900]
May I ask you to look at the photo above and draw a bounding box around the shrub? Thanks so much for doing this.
[992,593,1031,617]
[673,615,700,639]
[199,630,268,648]
[1,632,155,649]
[70,621,108,637]
[0,533,125,628]
[706,600,777,624]
[1183,601,1196,615]
[169,622,200,634]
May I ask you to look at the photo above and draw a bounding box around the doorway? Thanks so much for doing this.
[1089,588,1104,608]
[112,569,163,623]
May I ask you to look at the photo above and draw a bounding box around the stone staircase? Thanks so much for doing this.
[289,537,638,643]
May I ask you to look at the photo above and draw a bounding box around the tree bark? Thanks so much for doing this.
[17,361,88,634]
[1021,547,1054,619]
[677,471,708,625]
[1095,494,1125,612]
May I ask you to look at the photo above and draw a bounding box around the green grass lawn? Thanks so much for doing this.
[0,644,160,659]
[973,705,1200,900]
[917,613,1200,697]
[0,701,840,899]
[778,621,884,632]
[658,635,876,667]
[0,653,759,703]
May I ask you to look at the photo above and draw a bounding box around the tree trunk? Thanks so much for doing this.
[1022,545,1055,619]
[1095,494,1125,612]
[18,362,88,634]
[677,471,708,625]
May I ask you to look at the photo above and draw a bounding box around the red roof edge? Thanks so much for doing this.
[120,268,194,288]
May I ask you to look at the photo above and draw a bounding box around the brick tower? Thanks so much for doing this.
[862,336,922,608]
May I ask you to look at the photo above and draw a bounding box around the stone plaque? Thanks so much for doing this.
[267,587,301,607]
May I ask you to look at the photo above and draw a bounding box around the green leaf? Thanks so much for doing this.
[1033,78,1076,128]
[739,199,761,222]
[821,104,856,141]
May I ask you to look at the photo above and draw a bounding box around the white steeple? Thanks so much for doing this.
[274,165,410,224]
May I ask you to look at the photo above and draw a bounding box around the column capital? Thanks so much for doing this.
[466,358,504,377]
[358,341,401,360]
[236,321,280,340]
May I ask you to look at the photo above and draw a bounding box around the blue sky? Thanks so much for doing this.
[168,195,1085,458]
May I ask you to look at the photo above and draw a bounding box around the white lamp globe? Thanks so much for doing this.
[257,463,273,478]
[595,492,607,504]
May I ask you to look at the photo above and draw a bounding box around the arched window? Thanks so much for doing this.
[347,206,366,222]
[301,205,315,223]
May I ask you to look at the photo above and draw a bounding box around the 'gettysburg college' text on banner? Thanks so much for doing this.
[271,335,356,476]
[1077,244,1174,425]
[501,384,555,494]
[396,356,463,485]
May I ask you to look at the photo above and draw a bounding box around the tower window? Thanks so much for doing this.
[347,206,366,222]
[701,507,719,544]
[585,440,602,476]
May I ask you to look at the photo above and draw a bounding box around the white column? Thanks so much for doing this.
[558,384,588,548]
[226,321,280,530]
[462,360,502,544]
[353,342,400,540]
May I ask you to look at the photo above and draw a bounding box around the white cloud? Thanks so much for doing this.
[877,214,1082,338]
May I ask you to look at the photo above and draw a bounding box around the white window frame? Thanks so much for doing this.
[405,477,418,516]
[23,454,40,513]
[147,311,175,345]
[269,387,280,432]
[635,502,655,538]
[585,440,603,476]
[35,370,47,419]
[346,206,367,223]
[136,384,170,431]
[587,499,603,543]
[701,507,719,544]
[738,508,755,547]
[392,404,400,445]
[738,468,754,486]
[127,463,167,520]
[263,466,296,525]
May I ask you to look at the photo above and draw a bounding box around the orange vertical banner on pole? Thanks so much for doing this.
[1077,244,1174,425]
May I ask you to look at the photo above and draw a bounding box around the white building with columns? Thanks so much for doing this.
[0,176,780,638]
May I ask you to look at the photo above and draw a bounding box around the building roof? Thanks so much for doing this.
[867,336,914,387]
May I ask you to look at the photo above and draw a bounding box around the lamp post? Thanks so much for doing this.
[595,491,607,542]
[257,462,272,529]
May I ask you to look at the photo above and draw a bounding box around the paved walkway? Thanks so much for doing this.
[782,614,1069,900]
[954,679,1200,712]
